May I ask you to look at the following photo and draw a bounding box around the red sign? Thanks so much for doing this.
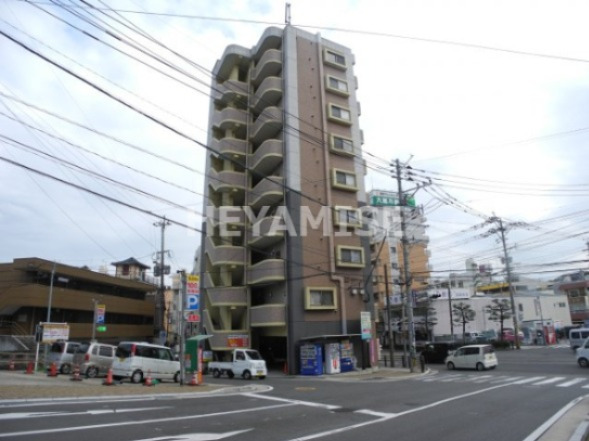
[227,335,249,348]
[185,313,200,323]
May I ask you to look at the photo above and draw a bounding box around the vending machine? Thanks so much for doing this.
[324,342,341,374]
[340,341,354,372]
[300,344,323,375]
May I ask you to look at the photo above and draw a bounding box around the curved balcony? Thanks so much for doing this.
[250,107,283,145]
[250,304,286,327]
[248,259,285,285]
[250,176,284,209]
[251,49,282,86]
[251,76,282,113]
[203,310,249,350]
[207,206,246,227]
[214,44,250,81]
[248,216,284,248]
[251,139,283,176]
[205,236,245,267]
[210,137,247,162]
[206,286,247,307]
[208,168,246,193]
[212,107,247,132]
[213,79,248,106]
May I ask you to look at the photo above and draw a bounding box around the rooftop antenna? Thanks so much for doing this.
[285,3,291,25]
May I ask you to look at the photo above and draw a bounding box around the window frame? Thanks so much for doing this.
[325,75,349,96]
[332,168,358,191]
[323,49,347,70]
[334,206,362,229]
[336,245,365,268]
[328,103,352,125]
[329,134,354,156]
[305,286,338,310]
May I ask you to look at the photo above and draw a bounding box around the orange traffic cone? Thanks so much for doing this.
[143,370,153,387]
[24,361,33,375]
[188,371,198,386]
[71,365,82,381]
[8,359,15,371]
[102,368,115,386]
[48,362,58,377]
[197,369,203,385]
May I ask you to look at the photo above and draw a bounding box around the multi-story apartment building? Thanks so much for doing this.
[200,26,373,373]
[368,190,431,345]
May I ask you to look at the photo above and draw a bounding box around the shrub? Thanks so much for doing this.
[492,340,511,350]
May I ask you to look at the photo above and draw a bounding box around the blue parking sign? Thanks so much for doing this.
[186,294,199,310]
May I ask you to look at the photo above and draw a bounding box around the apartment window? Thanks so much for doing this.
[332,169,358,191]
[336,245,364,268]
[305,287,337,310]
[330,134,354,155]
[324,49,346,69]
[326,76,349,96]
[328,104,352,125]
[334,206,362,228]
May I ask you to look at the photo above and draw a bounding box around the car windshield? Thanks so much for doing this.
[246,350,263,360]
[50,342,64,353]
[75,343,90,354]
[116,343,133,358]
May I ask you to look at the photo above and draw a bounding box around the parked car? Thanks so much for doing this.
[111,342,180,384]
[208,349,267,379]
[445,344,498,371]
[46,340,83,374]
[72,342,116,378]
[575,337,589,367]
[501,329,524,343]
[420,342,460,364]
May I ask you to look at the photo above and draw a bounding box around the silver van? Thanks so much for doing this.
[569,328,589,350]
[72,342,116,378]
[46,341,83,374]
[111,342,180,384]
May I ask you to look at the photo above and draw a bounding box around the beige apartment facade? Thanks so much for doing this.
[200,26,374,373]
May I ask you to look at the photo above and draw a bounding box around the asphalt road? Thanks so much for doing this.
[0,346,587,441]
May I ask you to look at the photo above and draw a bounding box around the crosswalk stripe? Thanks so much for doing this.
[489,376,522,383]
[532,377,566,386]
[512,376,545,384]
[557,378,586,387]
[440,375,466,382]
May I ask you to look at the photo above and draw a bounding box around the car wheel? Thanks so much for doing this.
[578,358,589,368]
[242,370,252,380]
[174,371,180,383]
[131,370,143,384]
[212,369,221,378]
[476,362,485,371]
[60,364,72,375]
[227,371,235,379]
[86,366,99,378]
[447,362,455,370]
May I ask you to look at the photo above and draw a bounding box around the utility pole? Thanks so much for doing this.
[447,282,454,342]
[177,270,186,386]
[478,216,530,350]
[384,264,394,367]
[395,159,416,372]
[154,217,171,340]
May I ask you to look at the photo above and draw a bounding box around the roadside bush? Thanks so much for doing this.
[492,340,511,350]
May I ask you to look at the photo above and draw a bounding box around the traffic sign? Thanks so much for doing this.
[184,312,200,323]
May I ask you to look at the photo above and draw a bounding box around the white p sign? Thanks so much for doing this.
[186,294,199,310]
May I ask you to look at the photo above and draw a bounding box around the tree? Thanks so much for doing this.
[486,299,512,341]
[452,302,476,344]
[415,298,438,341]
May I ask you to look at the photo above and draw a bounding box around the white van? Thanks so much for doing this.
[46,341,83,374]
[111,342,180,384]
[569,328,589,350]
[445,344,498,371]
[576,337,589,367]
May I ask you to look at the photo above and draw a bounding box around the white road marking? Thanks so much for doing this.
[522,395,588,441]
[131,429,252,441]
[242,393,340,410]
[0,403,293,438]
[557,378,586,388]
[355,409,396,418]
[511,376,546,384]
[532,377,566,386]
[0,407,171,420]
[284,382,513,441]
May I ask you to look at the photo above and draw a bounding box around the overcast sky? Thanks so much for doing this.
[1,0,588,282]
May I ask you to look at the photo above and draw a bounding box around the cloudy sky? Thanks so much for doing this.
[1,0,588,282]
